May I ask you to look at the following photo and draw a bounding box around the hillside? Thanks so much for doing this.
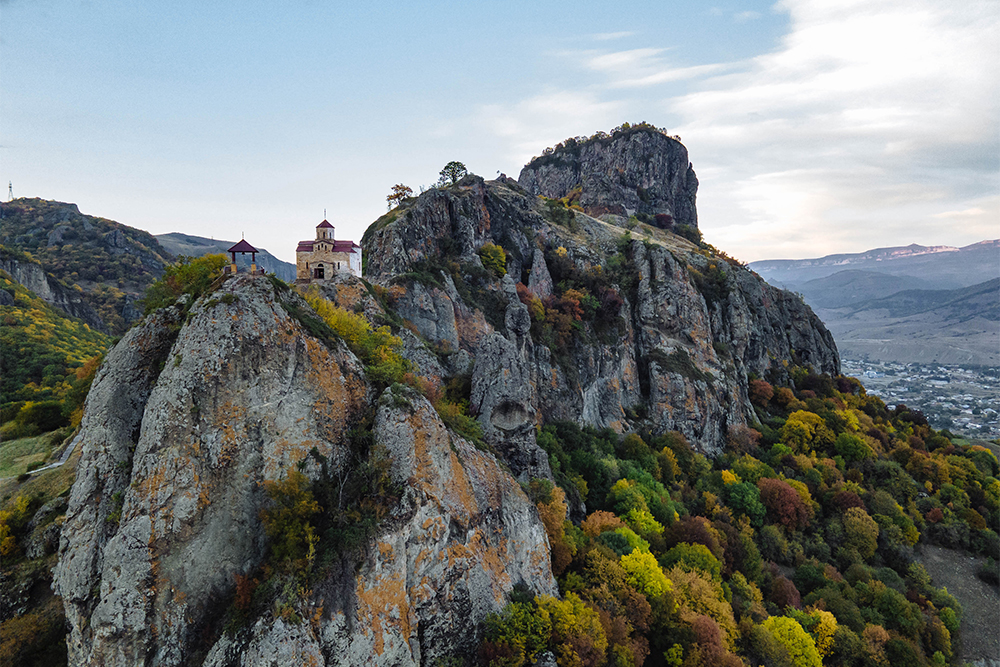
[750,242,1000,365]
[0,198,174,334]
[0,267,110,436]
[816,278,1000,365]
[750,240,999,290]
[2,127,996,667]
[792,270,935,309]
[155,232,296,282]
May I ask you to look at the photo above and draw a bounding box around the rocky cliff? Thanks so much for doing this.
[517,124,699,228]
[0,246,108,332]
[0,198,173,333]
[53,274,555,666]
[364,170,838,469]
[53,130,839,666]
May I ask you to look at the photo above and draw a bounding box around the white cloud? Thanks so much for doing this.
[733,11,761,22]
[591,31,635,41]
[672,0,1000,259]
[478,1,998,260]
[477,91,626,165]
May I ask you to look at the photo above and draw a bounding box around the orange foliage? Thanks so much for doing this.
[581,510,624,538]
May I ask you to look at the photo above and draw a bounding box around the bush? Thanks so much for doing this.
[301,287,409,386]
[478,243,507,277]
[141,254,227,314]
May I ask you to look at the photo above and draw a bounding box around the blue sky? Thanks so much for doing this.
[2,0,997,263]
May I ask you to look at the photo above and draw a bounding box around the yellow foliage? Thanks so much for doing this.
[621,549,672,599]
[535,593,609,666]
[720,470,740,485]
[808,608,837,658]
[667,564,738,650]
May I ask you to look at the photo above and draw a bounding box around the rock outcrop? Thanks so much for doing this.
[54,129,840,666]
[0,248,108,331]
[365,166,837,459]
[54,274,555,667]
[518,125,699,228]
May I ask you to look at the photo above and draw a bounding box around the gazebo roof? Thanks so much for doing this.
[316,220,334,229]
[227,239,258,253]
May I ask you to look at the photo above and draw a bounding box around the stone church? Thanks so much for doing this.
[295,219,362,282]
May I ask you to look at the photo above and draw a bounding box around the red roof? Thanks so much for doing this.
[227,239,258,253]
[296,239,358,254]
[316,220,334,229]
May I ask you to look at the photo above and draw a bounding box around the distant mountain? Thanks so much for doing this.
[750,240,1000,366]
[0,198,174,334]
[750,240,999,290]
[155,232,296,282]
[847,278,1000,321]
[795,270,935,309]
[816,278,999,366]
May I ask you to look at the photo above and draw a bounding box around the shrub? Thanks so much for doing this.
[478,243,508,277]
[260,469,320,573]
[301,287,409,386]
[141,254,227,314]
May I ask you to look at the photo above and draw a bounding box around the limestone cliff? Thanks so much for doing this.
[53,129,839,666]
[365,162,837,465]
[517,124,699,227]
[53,275,555,666]
[0,246,108,332]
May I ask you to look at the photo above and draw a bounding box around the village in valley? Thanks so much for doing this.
[842,358,1000,438]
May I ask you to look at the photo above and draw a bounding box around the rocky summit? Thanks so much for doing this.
[53,128,838,666]
[517,124,699,228]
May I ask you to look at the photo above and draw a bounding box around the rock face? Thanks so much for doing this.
[517,126,699,228]
[0,250,108,331]
[54,274,555,667]
[54,131,839,666]
[365,169,838,460]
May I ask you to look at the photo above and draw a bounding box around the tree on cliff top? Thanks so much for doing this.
[439,161,468,186]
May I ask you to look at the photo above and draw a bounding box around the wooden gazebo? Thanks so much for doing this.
[226,239,259,274]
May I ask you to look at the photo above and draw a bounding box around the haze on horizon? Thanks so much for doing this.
[2,0,997,264]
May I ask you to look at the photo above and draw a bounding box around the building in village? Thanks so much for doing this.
[295,219,362,282]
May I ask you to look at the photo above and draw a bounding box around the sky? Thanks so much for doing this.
[2,0,997,264]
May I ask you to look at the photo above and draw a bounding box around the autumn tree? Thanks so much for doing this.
[758,477,811,530]
[439,160,468,185]
[758,616,822,667]
[386,183,413,209]
[842,506,879,559]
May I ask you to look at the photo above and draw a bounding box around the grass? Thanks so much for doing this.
[0,440,79,511]
[0,434,57,479]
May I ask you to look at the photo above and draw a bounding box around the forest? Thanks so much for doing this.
[475,371,998,667]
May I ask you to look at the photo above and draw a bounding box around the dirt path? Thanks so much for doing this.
[918,544,1000,665]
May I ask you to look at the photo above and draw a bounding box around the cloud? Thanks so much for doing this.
[478,1,998,260]
[591,31,635,41]
[583,47,732,88]
[670,0,1000,258]
[477,90,626,165]
[733,11,761,22]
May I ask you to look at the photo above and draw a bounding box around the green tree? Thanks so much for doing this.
[620,549,672,598]
[843,506,879,559]
[439,160,468,185]
[759,616,822,667]
[478,243,507,277]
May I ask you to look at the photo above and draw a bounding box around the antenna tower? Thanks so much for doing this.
[7,182,12,201]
